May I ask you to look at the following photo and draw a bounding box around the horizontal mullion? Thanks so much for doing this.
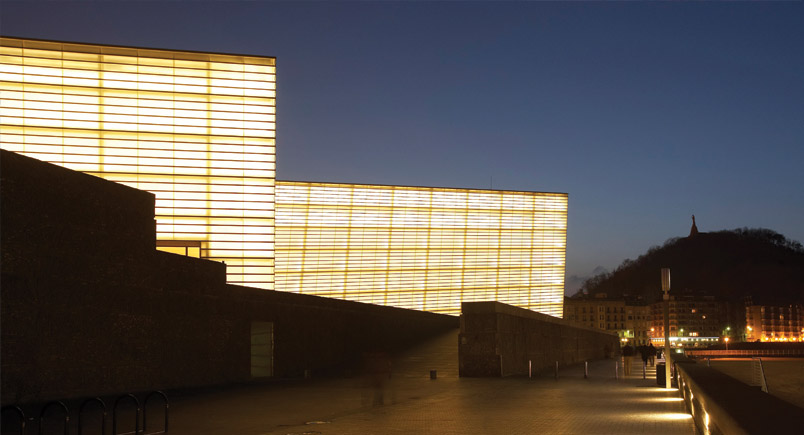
[1,97,277,118]
[0,51,274,72]
[1,66,276,90]
[0,71,275,94]
[274,248,558,253]
[2,56,275,81]
[0,81,276,105]
[1,112,276,132]
[0,119,276,137]
[274,266,557,273]
[275,203,556,213]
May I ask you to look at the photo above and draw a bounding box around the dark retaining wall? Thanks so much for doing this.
[676,362,804,434]
[459,301,619,377]
[1,150,457,405]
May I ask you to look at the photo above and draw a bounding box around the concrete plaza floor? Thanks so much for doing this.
[165,332,696,435]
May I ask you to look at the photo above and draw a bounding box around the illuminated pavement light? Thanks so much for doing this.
[167,332,695,434]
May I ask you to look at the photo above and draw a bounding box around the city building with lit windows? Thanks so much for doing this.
[649,295,732,347]
[0,37,567,317]
[564,295,651,345]
[745,304,804,342]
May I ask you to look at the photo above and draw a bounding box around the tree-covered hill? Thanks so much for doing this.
[576,228,804,305]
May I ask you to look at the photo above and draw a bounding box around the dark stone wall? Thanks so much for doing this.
[459,301,619,377]
[1,150,457,405]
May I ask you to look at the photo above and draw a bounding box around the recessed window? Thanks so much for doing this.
[157,240,203,258]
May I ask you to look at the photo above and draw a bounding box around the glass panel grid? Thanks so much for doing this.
[0,37,276,289]
[275,182,567,316]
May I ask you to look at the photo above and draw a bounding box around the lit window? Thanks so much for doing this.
[157,240,203,258]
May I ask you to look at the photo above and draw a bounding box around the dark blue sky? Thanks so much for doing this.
[3,1,803,294]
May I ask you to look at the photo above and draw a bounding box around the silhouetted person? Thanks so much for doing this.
[621,344,634,375]
[363,351,392,406]
[639,345,650,369]
[648,343,657,366]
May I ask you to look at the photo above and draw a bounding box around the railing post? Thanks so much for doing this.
[615,360,619,380]
[584,361,588,379]
[554,361,559,380]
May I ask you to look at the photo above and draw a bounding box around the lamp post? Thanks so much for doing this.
[661,268,672,389]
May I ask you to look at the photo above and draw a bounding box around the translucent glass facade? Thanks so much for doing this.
[1,37,569,317]
[275,182,567,316]
[0,37,277,289]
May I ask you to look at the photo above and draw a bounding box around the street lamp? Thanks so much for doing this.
[725,336,730,351]
[661,268,672,389]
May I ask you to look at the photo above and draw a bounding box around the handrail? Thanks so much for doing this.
[1,405,26,434]
[112,394,140,435]
[39,401,70,435]
[79,397,107,435]
[143,390,169,434]
[686,349,804,357]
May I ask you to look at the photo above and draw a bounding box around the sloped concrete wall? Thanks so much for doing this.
[1,151,457,405]
[459,302,619,377]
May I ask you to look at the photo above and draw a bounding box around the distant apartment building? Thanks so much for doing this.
[564,295,651,345]
[650,295,731,347]
[745,304,804,342]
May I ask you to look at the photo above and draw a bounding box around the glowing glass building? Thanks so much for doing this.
[1,37,567,317]
[275,182,566,315]
[0,37,277,289]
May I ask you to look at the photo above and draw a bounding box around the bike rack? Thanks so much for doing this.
[79,397,107,435]
[4,391,167,435]
[112,394,140,435]
[38,401,69,435]
[142,391,169,434]
[1,405,26,434]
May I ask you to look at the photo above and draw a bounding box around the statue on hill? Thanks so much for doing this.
[689,215,699,237]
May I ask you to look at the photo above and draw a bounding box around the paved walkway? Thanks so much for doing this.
[164,332,695,434]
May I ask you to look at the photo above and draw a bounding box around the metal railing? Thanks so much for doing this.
[142,391,169,435]
[750,357,769,393]
[113,394,140,435]
[78,397,106,435]
[1,405,27,434]
[0,391,167,435]
[685,348,804,357]
[39,401,69,435]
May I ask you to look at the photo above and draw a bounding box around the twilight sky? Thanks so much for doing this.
[3,1,802,295]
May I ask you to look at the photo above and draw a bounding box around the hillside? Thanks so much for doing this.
[576,228,804,305]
